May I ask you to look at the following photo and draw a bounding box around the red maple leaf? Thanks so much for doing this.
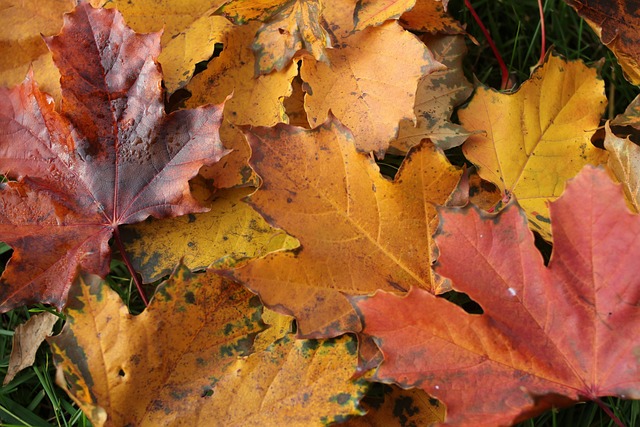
[0,3,227,311]
[351,166,640,426]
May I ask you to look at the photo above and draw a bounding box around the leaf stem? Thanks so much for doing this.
[594,397,626,427]
[537,0,546,65]
[464,0,509,90]
[113,227,149,307]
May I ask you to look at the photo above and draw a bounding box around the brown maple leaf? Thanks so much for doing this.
[352,166,640,426]
[0,3,227,311]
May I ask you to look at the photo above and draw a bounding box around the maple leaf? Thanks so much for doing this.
[121,186,299,283]
[351,166,640,426]
[0,3,227,311]
[218,0,330,75]
[353,0,417,31]
[301,21,444,156]
[49,266,266,426]
[459,53,608,240]
[90,0,231,94]
[604,94,640,211]
[564,0,640,85]
[0,0,74,102]
[3,311,58,385]
[344,385,445,426]
[223,117,461,338]
[50,266,368,426]
[399,0,465,34]
[186,21,297,127]
[392,34,474,152]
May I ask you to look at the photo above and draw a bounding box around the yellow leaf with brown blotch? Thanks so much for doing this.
[459,53,608,240]
[49,266,266,427]
[50,266,367,426]
[204,329,368,426]
[218,0,330,74]
[186,22,297,127]
[121,186,300,284]
[0,0,74,102]
[223,117,461,338]
[301,21,444,156]
[344,385,445,426]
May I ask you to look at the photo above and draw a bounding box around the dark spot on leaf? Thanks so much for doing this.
[332,392,352,406]
[184,291,195,304]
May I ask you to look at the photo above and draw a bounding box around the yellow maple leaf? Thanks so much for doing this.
[459,53,608,240]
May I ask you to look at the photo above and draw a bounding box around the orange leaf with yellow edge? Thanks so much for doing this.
[564,0,640,85]
[90,0,231,93]
[218,0,330,74]
[351,166,640,426]
[0,0,74,102]
[353,0,417,31]
[121,186,299,283]
[186,21,297,127]
[301,21,444,156]
[459,53,608,240]
[49,265,266,427]
[223,117,461,338]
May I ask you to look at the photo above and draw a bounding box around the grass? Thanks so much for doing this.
[1,0,639,426]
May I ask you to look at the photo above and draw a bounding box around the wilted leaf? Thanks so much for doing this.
[353,0,417,31]
[399,0,464,34]
[352,166,640,426]
[302,21,444,156]
[605,122,640,211]
[224,117,461,338]
[3,311,59,385]
[459,53,608,240]
[122,186,299,283]
[392,34,474,152]
[0,3,226,311]
[564,0,640,85]
[218,0,330,74]
[186,21,297,126]
[344,385,445,426]
[0,0,74,102]
[90,0,230,93]
[49,265,266,427]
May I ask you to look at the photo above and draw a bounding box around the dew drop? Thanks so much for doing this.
[508,287,517,297]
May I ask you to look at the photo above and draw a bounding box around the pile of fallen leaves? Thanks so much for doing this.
[1,0,640,426]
